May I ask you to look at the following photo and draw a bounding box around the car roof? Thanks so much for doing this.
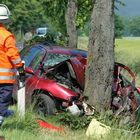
[29,42,87,57]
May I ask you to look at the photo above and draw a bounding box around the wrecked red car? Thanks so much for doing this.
[29,57,140,116]
[13,42,140,116]
[12,42,87,115]
[36,56,140,116]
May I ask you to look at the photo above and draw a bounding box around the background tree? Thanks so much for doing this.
[78,15,124,37]
[1,0,47,37]
[84,0,115,112]
[1,0,93,44]
[65,0,78,48]
[114,15,124,38]
[1,0,122,43]
[126,16,140,36]
[41,0,93,47]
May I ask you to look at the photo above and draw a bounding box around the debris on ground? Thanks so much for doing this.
[37,119,64,132]
[86,118,111,138]
[67,102,81,116]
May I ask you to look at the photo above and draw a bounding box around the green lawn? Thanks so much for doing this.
[1,37,140,140]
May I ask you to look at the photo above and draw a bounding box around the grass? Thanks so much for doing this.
[0,108,92,140]
[1,108,140,140]
[1,37,140,140]
[78,37,89,50]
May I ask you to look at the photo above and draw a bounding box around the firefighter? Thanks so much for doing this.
[0,4,25,126]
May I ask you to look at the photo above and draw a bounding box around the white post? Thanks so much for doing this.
[17,84,25,118]
[17,60,26,118]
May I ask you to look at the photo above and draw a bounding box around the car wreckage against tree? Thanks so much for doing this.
[13,42,140,117]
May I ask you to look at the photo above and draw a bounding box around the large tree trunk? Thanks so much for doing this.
[65,0,78,48]
[84,0,115,112]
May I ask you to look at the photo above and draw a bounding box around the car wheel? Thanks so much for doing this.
[33,93,56,116]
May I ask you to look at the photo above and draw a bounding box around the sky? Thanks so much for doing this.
[115,0,140,17]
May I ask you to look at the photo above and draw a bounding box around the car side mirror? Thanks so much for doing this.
[25,67,34,75]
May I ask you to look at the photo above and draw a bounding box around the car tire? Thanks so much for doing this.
[33,93,56,116]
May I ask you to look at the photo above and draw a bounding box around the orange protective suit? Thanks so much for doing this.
[0,23,22,83]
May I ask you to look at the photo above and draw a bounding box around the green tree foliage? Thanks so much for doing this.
[76,0,93,29]
[1,0,93,35]
[126,16,140,36]
[114,15,124,38]
[12,0,47,33]
[1,0,124,39]
[41,0,93,36]
[1,0,47,34]
[41,0,67,35]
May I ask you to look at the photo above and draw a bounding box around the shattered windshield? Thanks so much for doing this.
[44,53,71,68]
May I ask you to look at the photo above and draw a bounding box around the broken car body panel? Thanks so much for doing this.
[25,75,78,103]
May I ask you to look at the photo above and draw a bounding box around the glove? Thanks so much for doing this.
[17,64,26,83]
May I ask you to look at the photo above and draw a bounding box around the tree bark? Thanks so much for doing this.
[65,0,78,48]
[84,0,115,112]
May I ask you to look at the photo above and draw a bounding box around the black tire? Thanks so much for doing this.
[33,93,56,116]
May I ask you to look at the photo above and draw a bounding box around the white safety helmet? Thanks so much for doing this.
[0,4,11,21]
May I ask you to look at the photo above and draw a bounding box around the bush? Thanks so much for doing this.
[25,30,67,47]
[58,113,93,130]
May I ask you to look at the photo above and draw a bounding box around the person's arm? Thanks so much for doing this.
[5,35,25,82]
[4,35,23,68]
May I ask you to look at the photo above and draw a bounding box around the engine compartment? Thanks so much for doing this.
[44,61,83,94]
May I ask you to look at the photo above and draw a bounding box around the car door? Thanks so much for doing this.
[12,45,46,100]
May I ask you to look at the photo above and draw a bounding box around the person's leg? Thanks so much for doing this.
[0,84,13,125]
